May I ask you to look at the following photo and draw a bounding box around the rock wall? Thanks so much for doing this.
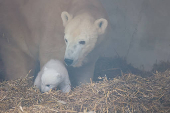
[100,0,170,71]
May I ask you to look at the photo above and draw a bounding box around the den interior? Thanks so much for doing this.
[0,0,170,113]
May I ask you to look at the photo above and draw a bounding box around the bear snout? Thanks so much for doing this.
[64,58,73,66]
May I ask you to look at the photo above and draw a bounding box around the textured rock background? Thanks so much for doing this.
[100,0,170,71]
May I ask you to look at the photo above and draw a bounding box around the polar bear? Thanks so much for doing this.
[34,59,71,93]
[0,0,110,86]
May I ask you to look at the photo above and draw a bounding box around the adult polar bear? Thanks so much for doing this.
[0,0,110,86]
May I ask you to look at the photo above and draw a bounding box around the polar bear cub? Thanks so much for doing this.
[34,59,71,93]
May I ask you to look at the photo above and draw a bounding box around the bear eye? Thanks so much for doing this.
[79,41,85,45]
[46,84,50,87]
[65,39,68,43]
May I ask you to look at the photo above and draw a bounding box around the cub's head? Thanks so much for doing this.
[61,11,108,67]
[41,67,62,92]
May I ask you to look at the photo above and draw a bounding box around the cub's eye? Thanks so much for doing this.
[79,41,85,45]
[46,84,50,87]
[65,39,68,43]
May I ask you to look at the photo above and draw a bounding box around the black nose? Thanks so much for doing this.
[64,58,73,66]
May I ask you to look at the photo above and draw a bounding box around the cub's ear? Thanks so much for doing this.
[44,67,48,71]
[55,73,61,78]
[94,18,108,34]
[61,11,73,27]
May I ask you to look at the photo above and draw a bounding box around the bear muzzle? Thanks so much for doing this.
[64,58,73,66]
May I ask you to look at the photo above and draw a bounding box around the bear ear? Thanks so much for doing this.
[44,67,48,71]
[61,11,73,27]
[55,73,61,78]
[94,18,108,34]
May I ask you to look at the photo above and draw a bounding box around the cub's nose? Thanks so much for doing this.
[64,58,73,66]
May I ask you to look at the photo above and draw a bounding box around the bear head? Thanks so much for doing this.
[40,67,63,92]
[61,11,108,67]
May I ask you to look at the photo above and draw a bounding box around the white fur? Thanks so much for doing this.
[62,13,108,67]
[34,59,71,93]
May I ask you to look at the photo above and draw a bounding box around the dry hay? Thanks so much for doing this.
[0,70,170,113]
